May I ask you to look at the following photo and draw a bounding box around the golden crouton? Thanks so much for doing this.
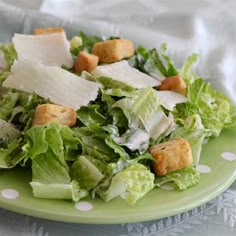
[158,75,187,95]
[149,138,193,176]
[33,104,77,127]
[92,39,135,63]
[34,27,65,35]
[74,51,99,73]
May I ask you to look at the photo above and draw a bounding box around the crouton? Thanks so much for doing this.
[149,138,193,176]
[33,104,77,127]
[158,75,187,95]
[34,28,65,35]
[74,51,99,73]
[92,39,135,63]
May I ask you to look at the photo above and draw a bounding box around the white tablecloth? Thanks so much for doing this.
[0,1,236,235]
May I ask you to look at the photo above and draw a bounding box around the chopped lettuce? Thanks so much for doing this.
[174,78,236,137]
[70,32,102,56]
[30,180,88,201]
[0,43,17,70]
[179,53,199,84]
[0,138,27,168]
[0,43,17,97]
[98,163,154,205]
[70,155,104,190]
[113,87,173,141]
[0,91,19,120]
[25,123,85,201]
[74,126,129,163]
[170,115,210,166]
[0,118,28,169]
[105,125,150,153]
[77,104,107,127]
[0,119,20,141]
[155,166,200,191]
[96,77,136,97]
[174,53,236,137]
[129,43,178,80]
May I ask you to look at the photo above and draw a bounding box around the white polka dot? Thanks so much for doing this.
[75,201,93,211]
[160,184,174,191]
[196,165,211,173]
[221,152,236,161]
[1,189,19,199]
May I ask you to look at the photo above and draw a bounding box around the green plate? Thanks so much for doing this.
[0,127,235,224]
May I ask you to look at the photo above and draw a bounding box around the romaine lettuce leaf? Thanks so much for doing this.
[0,119,20,141]
[96,76,136,97]
[0,43,17,70]
[179,53,199,83]
[170,114,210,165]
[77,104,107,127]
[105,125,149,153]
[98,163,154,205]
[30,180,88,201]
[0,139,27,168]
[70,32,102,56]
[25,123,84,201]
[0,89,47,132]
[155,166,200,191]
[0,91,19,120]
[113,87,173,141]
[174,78,236,137]
[74,126,129,163]
[70,155,104,190]
[128,44,178,80]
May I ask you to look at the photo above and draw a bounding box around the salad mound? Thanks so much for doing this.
[0,28,235,205]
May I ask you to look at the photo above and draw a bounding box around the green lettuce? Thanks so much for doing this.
[0,91,19,120]
[174,53,236,137]
[113,87,173,141]
[0,138,27,168]
[70,32,102,57]
[0,117,27,169]
[0,43,17,86]
[104,125,150,153]
[174,78,236,137]
[96,77,136,97]
[98,163,154,205]
[128,43,178,80]
[170,114,210,166]
[77,104,107,127]
[0,43,17,69]
[70,155,104,190]
[74,126,129,163]
[30,180,88,201]
[25,123,85,201]
[155,166,200,191]
[0,90,47,132]
[179,53,199,84]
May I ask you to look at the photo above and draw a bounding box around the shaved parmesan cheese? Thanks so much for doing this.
[3,60,99,110]
[92,60,160,89]
[13,32,73,68]
[155,90,188,111]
